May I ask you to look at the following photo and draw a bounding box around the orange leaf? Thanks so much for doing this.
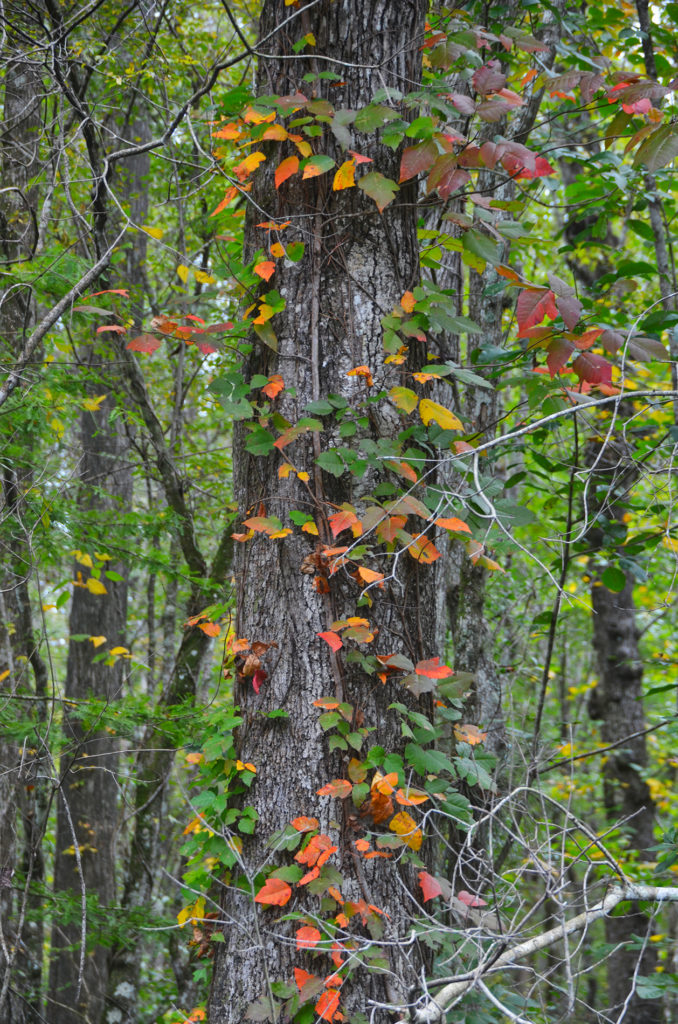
[396,786,429,806]
[355,838,370,852]
[317,779,352,799]
[297,866,320,886]
[270,242,285,258]
[262,123,288,141]
[346,364,373,386]
[318,631,343,652]
[262,374,284,399]
[328,508,361,538]
[316,989,341,1022]
[294,967,317,991]
[418,870,443,902]
[373,771,398,795]
[333,159,356,190]
[296,925,322,949]
[275,156,299,188]
[235,151,266,181]
[408,534,441,564]
[291,816,319,832]
[328,887,343,905]
[348,150,372,164]
[454,723,488,746]
[254,261,276,281]
[295,834,337,868]
[198,621,220,637]
[435,516,471,534]
[255,877,292,906]
[415,657,454,679]
[401,291,416,313]
[356,566,384,585]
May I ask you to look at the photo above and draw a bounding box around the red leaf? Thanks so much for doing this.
[399,139,438,182]
[419,871,443,902]
[457,889,487,908]
[546,338,574,377]
[96,324,126,334]
[514,156,556,179]
[126,334,161,353]
[572,352,612,386]
[328,508,361,538]
[315,989,341,1022]
[252,668,267,694]
[88,289,129,297]
[556,294,583,331]
[296,925,322,950]
[255,877,292,906]
[415,657,454,679]
[196,341,218,355]
[316,779,352,799]
[318,631,343,652]
[516,289,558,334]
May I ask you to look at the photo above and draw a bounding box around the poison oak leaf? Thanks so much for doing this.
[297,867,320,887]
[294,967,318,991]
[254,877,292,906]
[291,816,319,832]
[317,631,343,652]
[415,657,454,679]
[316,779,352,799]
[435,516,471,534]
[315,989,341,1021]
[418,870,443,902]
[275,155,299,188]
[294,834,337,867]
[389,811,423,851]
[296,925,322,949]
[254,261,275,281]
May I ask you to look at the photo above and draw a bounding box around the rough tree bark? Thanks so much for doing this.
[586,436,658,1024]
[46,393,132,1024]
[0,21,47,1022]
[208,2,441,1021]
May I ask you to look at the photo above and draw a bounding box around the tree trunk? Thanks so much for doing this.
[0,26,46,1023]
[208,2,441,1021]
[47,396,131,1024]
[586,438,658,1024]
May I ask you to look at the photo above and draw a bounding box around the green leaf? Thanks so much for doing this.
[601,566,626,592]
[245,425,276,457]
[354,104,400,132]
[389,386,419,413]
[358,172,399,212]
[462,229,500,266]
[316,449,346,477]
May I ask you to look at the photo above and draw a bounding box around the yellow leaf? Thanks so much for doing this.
[41,604,56,611]
[304,32,316,45]
[333,159,356,191]
[194,269,215,284]
[82,394,107,412]
[73,550,93,568]
[85,578,107,595]
[278,463,295,479]
[298,471,310,483]
[236,760,257,773]
[389,811,423,851]
[270,242,285,258]
[109,646,129,656]
[302,519,318,534]
[94,552,112,561]
[142,226,164,239]
[177,264,190,284]
[419,398,462,432]
[0,669,9,683]
[295,140,313,158]
[89,636,107,648]
[663,536,678,553]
